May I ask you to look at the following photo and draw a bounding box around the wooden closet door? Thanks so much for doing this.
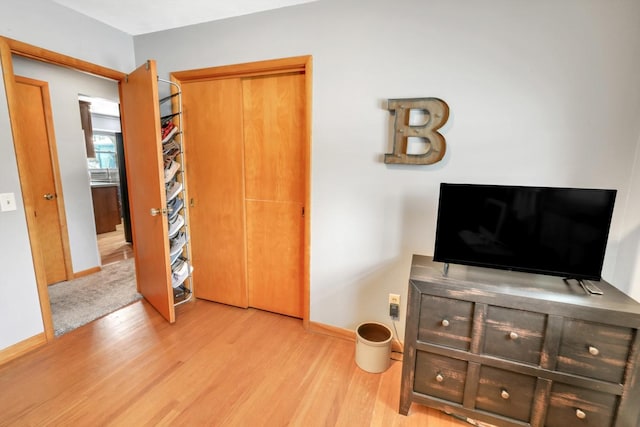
[182,78,248,307]
[243,73,305,318]
[120,61,174,323]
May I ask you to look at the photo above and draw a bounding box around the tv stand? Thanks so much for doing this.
[400,255,640,427]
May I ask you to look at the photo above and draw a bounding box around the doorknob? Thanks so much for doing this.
[43,193,55,200]
[150,207,168,216]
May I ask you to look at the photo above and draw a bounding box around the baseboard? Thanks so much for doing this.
[0,333,47,366]
[73,266,101,279]
[308,321,356,341]
[308,321,403,353]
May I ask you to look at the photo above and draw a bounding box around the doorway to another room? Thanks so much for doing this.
[81,95,133,266]
[10,54,139,337]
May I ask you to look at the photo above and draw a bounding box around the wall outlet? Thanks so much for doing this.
[389,293,400,320]
[0,193,17,212]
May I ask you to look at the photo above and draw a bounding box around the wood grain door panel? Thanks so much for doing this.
[242,73,305,204]
[243,72,305,317]
[246,200,303,318]
[181,78,248,307]
[13,76,68,284]
[120,61,174,323]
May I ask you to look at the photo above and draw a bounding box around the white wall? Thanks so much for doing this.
[0,1,133,351]
[13,56,120,273]
[135,0,640,337]
[614,133,640,298]
[0,0,134,72]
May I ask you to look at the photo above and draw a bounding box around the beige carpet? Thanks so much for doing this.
[49,259,141,336]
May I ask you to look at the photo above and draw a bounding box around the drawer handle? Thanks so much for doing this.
[588,346,600,356]
[509,331,519,340]
[575,409,587,419]
[441,319,450,327]
[435,373,444,383]
[500,389,510,400]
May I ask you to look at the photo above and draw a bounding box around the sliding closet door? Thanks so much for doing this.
[175,57,309,320]
[243,73,305,318]
[181,78,248,308]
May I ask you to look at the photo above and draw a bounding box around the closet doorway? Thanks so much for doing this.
[172,56,312,321]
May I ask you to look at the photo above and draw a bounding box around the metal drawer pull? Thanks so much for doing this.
[500,389,510,400]
[509,331,519,340]
[576,409,587,419]
[441,319,450,327]
[435,373,444,383]
[43,193,55,200]
[588,346,600,356]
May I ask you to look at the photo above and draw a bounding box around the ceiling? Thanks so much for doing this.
[51,0,318,35]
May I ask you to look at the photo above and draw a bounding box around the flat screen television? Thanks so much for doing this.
[433,183,617,281]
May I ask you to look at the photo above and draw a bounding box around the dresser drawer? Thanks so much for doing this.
[475,365,537,422]
[483,306,546,365]
[545,383,618,427]
[417,294,474,350]
[414,351,467,404]
[557,319,633,383]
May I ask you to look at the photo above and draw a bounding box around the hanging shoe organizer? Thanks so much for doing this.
[159,78,193,305]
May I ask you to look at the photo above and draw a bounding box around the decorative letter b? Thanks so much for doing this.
[384,98,449,165]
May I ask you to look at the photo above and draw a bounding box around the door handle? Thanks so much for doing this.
[43,193,55,200]
[150,207,168,216]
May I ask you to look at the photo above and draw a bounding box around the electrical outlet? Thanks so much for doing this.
[0,193,17,212]
[389,293,400,320]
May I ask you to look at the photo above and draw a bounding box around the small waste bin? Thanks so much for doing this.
[355,322,393,373]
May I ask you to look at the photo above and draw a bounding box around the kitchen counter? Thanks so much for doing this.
[90,181,119,188]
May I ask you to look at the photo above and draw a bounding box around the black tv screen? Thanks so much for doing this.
[433,183,617,281]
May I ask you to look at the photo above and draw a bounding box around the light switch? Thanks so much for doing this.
[0,193,17,212]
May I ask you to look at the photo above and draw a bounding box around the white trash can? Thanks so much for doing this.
[355,322,393,373]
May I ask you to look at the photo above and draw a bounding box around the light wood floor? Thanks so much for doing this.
[97,223,134,265]
[0,299,469,427]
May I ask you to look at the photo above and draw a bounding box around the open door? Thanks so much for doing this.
[120,60,174,323]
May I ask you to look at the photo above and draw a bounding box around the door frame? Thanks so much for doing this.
[0,36,126,341]
[171,56,313,328]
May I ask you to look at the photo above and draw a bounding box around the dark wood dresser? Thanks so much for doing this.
[400,255,640,427]
[91,184,121,234]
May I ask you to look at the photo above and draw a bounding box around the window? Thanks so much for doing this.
[87,132,118,169]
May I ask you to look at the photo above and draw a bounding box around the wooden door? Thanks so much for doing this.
[243,73,305,318]
[173,56,310,320]
[181,78,248,307]
[13,76,70,285]
[120,60,175,323]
